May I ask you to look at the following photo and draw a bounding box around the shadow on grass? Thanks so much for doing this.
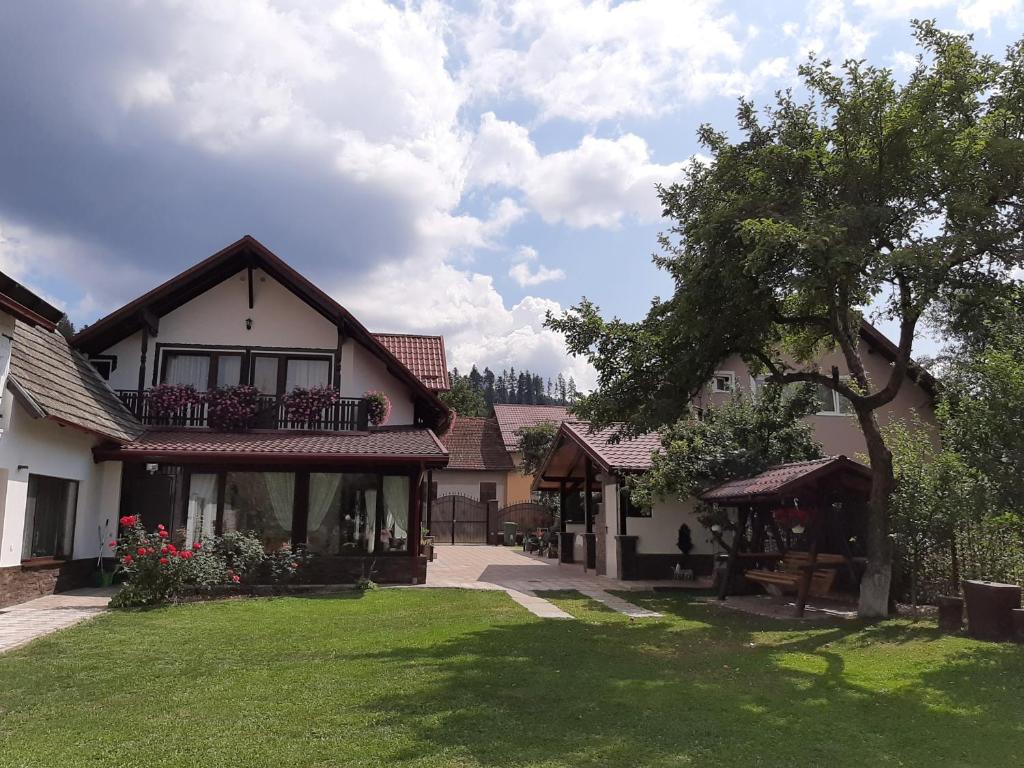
[351,590,1024,768]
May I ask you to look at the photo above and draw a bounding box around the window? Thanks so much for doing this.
[22,475,78,560]
[252,356,279,394]
[89,356,116,380]
[307,473,374,554]
[479,482,497,504]
[185,473,218,546]
[162,350,242,390]
[619,486,652,518]
[711,371,735,393]
[286,358,331,391]
[815,382,855,415]
[221,472,295,550]
[249,354,333,395]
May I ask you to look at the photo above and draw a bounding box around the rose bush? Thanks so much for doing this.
[109,516,309,608]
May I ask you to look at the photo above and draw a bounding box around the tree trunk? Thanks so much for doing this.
[856,407,895,618]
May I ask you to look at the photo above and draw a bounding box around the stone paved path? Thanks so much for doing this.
[0,588,115,654]
[422,545,666,620]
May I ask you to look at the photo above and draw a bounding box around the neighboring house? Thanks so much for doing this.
[434,416,514,505]
[533,326,938,581]
[0,236,454,605]
[0,273,140,607]
[493,404,571,502]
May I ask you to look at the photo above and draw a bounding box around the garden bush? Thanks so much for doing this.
[109,516,310,608]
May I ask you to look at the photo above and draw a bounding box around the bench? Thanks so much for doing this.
[744,552,846,597]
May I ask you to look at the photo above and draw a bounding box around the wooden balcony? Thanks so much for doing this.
[116,390,369,432]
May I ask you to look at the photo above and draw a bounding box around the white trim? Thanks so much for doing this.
[710,370,735,393]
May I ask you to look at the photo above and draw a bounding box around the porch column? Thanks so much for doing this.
[558,480,567,533]
[409,469,423,558]
[136,325,149,408]
[426,469,433,531]
[584,457,594,534]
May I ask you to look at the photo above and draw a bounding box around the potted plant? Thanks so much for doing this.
[147,383,201,425]
[282,385,340,425]
[206,385,260,430]
[364,390,392,427]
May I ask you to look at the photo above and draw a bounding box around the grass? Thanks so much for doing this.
[1,589,1022,767]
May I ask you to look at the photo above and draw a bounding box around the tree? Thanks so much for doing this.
[440,372,488,417]
[630,383,824,506]
[56,314,75,339]
[517,422,560,476]
[549,23,1024,616]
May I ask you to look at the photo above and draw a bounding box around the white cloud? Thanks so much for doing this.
[956,0,1022,32]
[470,113,688,229]
[333,257,595,389]
[460,0,751,123]
[509,261,566,287]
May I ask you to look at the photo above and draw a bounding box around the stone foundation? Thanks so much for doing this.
[0,559,95,609]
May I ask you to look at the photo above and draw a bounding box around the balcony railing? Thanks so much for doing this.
[116,390,369,432]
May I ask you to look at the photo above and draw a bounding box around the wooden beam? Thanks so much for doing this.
[139,307,160,337]
[247,264,255,310]
[559,479,567,533]
[137,325,149,405]
[584,456,594,534]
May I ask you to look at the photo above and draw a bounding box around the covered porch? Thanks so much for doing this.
[94,428,450,584]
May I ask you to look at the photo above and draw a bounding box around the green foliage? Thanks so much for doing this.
[440,374,488,417]
[630,384,823,507]
[517,422,559,476]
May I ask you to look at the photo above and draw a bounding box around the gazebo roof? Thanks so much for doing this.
[700,456,871,506]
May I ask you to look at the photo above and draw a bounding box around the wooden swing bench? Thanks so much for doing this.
[744,552,847,597]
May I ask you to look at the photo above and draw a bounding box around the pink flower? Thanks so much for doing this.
[109,540,118,549]
[158,530,169,539]
[136,547,146,556]
[231,574,241,584]
[193,541,202,550]
[159,557,169,565]
[122,555,133,565]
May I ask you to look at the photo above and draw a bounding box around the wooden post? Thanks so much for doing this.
[718,506,748,601]
[559,480,567,533]
[617,479,627,537]
[137,325,149,411]
[584,456,594,534]
[426,469,433,531]
[409,469,422,558]
[795,512,822,617]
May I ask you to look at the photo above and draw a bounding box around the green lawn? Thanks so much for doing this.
[1,589,1022,767]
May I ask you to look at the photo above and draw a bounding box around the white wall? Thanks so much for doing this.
[0,395,122,566]
[434,469,507,504]
[97,268,418,425]
[626,495,718,556]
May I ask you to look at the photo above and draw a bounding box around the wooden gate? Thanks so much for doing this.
[494,501,554,531]
[430,495,490,544]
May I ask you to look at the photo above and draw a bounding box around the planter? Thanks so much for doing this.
[1012,609,1024,644]
[962,579,1022,642]
[936,595,964,633]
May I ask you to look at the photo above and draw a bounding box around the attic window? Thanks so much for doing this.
[711,371,735,393]
[89,356,117,381]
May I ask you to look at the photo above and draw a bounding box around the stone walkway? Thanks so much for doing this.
[0,588,115,654]
[422,545,667,620]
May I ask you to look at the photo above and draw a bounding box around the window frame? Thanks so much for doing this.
[249,352,334,396]
[155,346,335,394]
[22,474,79,562]
[619,486,652,518]
[710,370,735,394]
[815,378,855,416]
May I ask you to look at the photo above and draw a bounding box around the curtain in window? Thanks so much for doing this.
[186,474,218,545]
[382,476,409,549]
[166,354,210,390]
[308,474,342,531]
[216,355,242,387]
[285,359,330,391]
[253,357,279,394]
[261,473,296,530]
[22,475,78,560]
[363,488,377,552]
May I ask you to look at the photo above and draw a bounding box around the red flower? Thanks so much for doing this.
[193,541,202,550]
[136,547,146,556]
[146,547,155,555]
[119,515,138,527]
[109,540,118,549]
[167,544,177,554]
[231,574,241,583]
[160,545,168,554]
[159,557,169,565]
[181,550,193,560]
[122,555,133,565]
[158,530,169,539]
[157,523,165,530]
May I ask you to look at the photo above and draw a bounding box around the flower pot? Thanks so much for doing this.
[936,595,964,633]
[962,580,1022,642]
[1012,609,1024,644]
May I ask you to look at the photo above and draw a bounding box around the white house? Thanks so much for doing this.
[1,236,455,605]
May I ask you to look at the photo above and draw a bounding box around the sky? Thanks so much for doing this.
[1,1,1022,390]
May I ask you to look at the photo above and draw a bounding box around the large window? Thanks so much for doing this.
[815,382,855,415]
[163,350,242,390]
[185,473,218,546]
[250,354,332,395]
[305,474,409,554]
[222,472,295,550]
[22,474,78,560]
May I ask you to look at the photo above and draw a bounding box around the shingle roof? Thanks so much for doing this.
[700,456,871,503]
[372,334,449,391]
[96,427,449,464]
[563,422,662,472]
[493,404,572,451]
[439,417,514,471]
[9,321,143,442]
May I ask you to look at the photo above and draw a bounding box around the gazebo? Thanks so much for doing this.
[699,456,872,617]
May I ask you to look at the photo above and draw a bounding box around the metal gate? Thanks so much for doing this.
[430,495,490,544]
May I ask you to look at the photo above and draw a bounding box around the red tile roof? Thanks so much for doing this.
[94,427,449,465]
[493,404,572,451]
[700,456,871,503]
[561,423,662,472]
[439,417,514,471]
[373,333,449,391]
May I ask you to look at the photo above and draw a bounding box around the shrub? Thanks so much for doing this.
[364,390,391,426]
[206,385,260,430]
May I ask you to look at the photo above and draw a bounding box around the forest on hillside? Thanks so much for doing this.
[441,365,579,417]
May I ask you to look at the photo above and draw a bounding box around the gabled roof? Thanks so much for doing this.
[374,333,449,391]
[70,235,449,429]
[0,271,63,331]
[700,456,871,505]
[9,321,143,442]
[439,416,514,471]
[493,404,572,451]
[531,421,660,492]
[93,427,449,466]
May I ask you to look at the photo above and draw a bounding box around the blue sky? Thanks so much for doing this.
[1,1,1021,388]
